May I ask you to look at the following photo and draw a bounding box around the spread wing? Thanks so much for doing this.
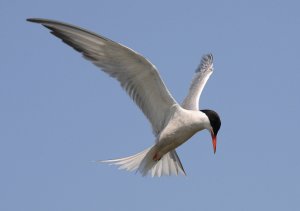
[181,54,214,110]
[27,18,178,135]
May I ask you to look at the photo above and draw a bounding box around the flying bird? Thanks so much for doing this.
[27,18,221,177]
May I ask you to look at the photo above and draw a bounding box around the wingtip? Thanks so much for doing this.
[26,18,54,24]
[202,53,213,63]
[198,53,214,72]
[27,18,40,23]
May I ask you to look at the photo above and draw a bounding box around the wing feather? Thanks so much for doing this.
[27,18,178,135]
[182,54,214,110]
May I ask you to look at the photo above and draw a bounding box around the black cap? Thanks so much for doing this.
[201,109,221,135]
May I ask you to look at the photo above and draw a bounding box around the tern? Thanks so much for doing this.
[27,18,221,177]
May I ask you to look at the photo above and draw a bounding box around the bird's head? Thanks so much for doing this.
[201,109,221,154]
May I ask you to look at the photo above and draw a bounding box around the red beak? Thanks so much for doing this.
[211,130,217,154]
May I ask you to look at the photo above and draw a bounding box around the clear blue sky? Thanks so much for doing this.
[1,0,300,210]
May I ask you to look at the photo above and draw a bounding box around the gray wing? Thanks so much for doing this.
[181,54,214,110]
[27,18,178,135]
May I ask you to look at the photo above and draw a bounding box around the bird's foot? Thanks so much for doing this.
[152,153,161,161]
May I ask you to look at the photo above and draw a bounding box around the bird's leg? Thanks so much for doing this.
[152,152,161,161]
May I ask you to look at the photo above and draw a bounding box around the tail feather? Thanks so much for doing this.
[100,146,186,177]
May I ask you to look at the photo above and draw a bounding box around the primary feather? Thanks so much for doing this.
[27,18,178,136]
[182,54,214,110]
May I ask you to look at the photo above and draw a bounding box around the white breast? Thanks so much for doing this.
[155,106,210,156]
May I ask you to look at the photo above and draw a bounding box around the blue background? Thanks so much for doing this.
[1,0,300,210]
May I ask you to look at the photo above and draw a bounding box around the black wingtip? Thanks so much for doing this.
[27,18,38,23]
[27,18,50,24]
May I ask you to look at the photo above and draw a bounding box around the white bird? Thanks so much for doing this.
[27,18,221,177]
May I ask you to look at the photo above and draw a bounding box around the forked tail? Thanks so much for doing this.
[100,146,186,177]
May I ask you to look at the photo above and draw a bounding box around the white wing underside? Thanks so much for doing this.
[182,54,214,110]
[28,18,178,136]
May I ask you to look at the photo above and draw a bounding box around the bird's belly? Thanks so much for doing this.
[155,126,200,158]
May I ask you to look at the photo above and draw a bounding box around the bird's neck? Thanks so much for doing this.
[181,109,211,131]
